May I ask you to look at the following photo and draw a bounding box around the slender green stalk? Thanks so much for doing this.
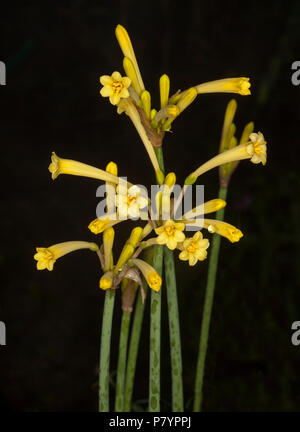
[148,146,164,412]
[149,244,163,412]
[99,289,116,412]
[193,186,228,412]
[164,247,184,411]
[115,310,131,411]
[124,286,148,411]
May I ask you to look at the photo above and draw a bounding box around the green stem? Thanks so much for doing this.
[115,310,131,411]
[124,286,148,411]
[164,247,184,411]
[148,146,164,412]
[149,244,163,412]
[193,186,228,412]
[99,289,116,412]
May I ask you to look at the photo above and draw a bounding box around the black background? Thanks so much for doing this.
[1,0,300,411]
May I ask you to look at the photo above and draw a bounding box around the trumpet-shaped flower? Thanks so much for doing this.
[155,220,185,250]
[100,71,131,105]
[130,258,162,292]
[183,198,226,220]
[196,77,251,95]
[204,219,243,243]
[185,131,267,184]
[178,231,209,266]
[48,152,128,185]
[116,185,148,219]
[34,241,98,271]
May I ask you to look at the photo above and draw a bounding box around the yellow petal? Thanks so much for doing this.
[109,93,120,105]
[111,71,122,81]
[100,75,113,86]
[100,86,113,97]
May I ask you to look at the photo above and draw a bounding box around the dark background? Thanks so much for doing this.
[1,0,300,411]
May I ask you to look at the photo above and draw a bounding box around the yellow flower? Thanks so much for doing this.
[99,271,113,290]
[204,219,243,243]
[115,25,145,95]
[196,77,251,95]
[116,185,148,219]
[88,215,117,234]
[155,220,185,250]
[247,132,267,165]
[48,152,128,185]
[130,258,162,292]
[100,71,131,105]
[183,198,226,220]
[178,231,209,266]
[34,241,98,271]
[185,131,267,184]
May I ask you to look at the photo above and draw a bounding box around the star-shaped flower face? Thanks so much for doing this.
[178,231,209,266]
[155,220,186,250]
[116,185,148,219]
[247,132,267,165]
[34,248,56,270]
[100,71,131,105]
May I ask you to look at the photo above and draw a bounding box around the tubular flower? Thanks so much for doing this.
[204,219,243,243]
[183,198,227,220]
[48,152,129,185]
[196,77,251,96]
[34,241,98,271]
[116,184,148,219]
[178,231,210,266]
[130,258,162,292]
[100,71,131,105]
[185,131,267,184]
[155,220,185,250]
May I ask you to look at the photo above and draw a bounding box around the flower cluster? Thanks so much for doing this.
[34,25,267,297]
